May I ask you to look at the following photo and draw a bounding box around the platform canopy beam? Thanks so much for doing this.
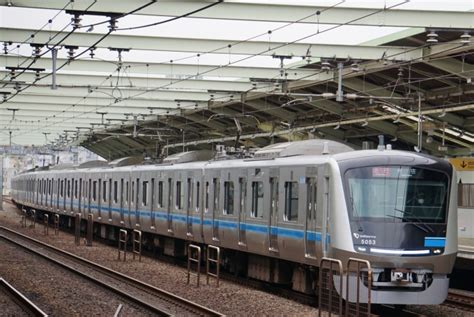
[3,1,472,29]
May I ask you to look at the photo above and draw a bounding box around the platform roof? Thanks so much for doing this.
[0,0,473,159]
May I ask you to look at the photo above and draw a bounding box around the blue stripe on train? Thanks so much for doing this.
[30,199,327,242]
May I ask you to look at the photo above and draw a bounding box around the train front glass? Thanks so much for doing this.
[345,166,449,254]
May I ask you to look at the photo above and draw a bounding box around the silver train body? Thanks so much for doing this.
[11,140,457,305]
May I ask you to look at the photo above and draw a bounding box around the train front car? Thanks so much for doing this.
[331,149,457,305]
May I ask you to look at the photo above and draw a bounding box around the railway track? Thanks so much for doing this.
[0,226,223,317]
[0,277,48,317]
[443,289,474,312]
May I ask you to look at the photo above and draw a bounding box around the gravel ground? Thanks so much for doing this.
[0,203,320,316]
[1,202,470,317]
[0,279,36,316]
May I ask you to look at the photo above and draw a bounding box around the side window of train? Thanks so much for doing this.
[93,181,97,201]
[176,180,184,209]
[125,181,129,204]
[158,181,163,208]
[306,177,317,219]
[251,181,264,218]
[196,181,200,212]
[114,181,118,203]
[151,179,155,207]
[239,177,247,215]
[213,178,220,212]
[74,179,78,199]
[205,181,210,213]
[224,181,234,215]
[131,181,135,205]
[67,180,71,198]
[284,181,299,221]
[102,180,107,202]
[142,180,148,206]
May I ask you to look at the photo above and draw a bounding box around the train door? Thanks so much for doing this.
[138,171,151,229]
[268,169,279,252]
[317,166,330,258]
[304,167,318,259]
[238,173,247,246]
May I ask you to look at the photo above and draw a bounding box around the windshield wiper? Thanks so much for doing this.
[394,208,434,233]
[386,214,430,233]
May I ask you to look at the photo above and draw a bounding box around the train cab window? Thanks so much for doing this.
[158,181,163,208]
[142,181,149,206]
[251,181,264,218]
[114,181,118,203]
[224,181,234,215]
[284,181,299,221]
[196,181,200,212]
[92,181,97,201]
[205,181,210,213]
[176,181,184,209]
[102,180,107,202]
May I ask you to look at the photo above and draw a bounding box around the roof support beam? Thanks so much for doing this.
[0,55,320,80]
[424,58,474,80]
[5,1,472,28]
[0,28,422,60]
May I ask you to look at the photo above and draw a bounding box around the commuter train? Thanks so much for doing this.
[10,139,457,305]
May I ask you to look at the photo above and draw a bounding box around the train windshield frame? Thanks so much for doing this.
[345,166,449,224]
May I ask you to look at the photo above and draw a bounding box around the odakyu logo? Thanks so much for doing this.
[353,232,360,239]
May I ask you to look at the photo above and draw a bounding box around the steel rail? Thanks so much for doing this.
[0,278,48,317]
[0,226,223,317]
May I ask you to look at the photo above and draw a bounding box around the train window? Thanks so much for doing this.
[306,178,317,219]
[224,181,234,215]
[49,179,52,195]
[251,181,264,218]
[74,180,78,198]
[135,179,140,205]
[43,179,46,194]
[114,181,118,203]
[67,180,71,198]
[125,181,129,204]
[187,178,193,209]
[284,181,299,221]
[131,181,135,205]
[196,181,200,212]
[102,180,107,202]
[92,181,97,201]
[158,181,163,208]
[142,181,148,206]
[151,179,156,208]
[176,181,184,209]
[213,178,220,212]
[205,181,210,212]
[239,178,247,215]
